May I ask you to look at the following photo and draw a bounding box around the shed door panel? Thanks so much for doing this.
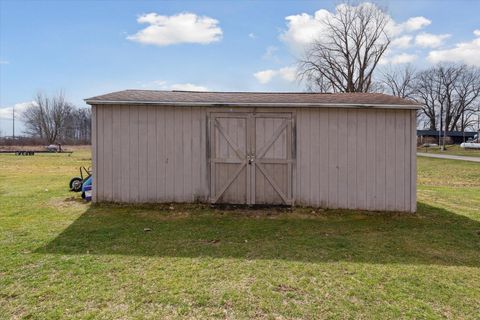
[209,112,294,205]
[252,114,293,205]
[210,114,248,204]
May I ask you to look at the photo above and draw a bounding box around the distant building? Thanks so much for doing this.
[417,130,478,145]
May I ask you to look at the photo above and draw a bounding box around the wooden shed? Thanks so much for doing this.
[86,90,421,212]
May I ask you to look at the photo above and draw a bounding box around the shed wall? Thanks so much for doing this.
[294,108,416,212]
[92,104,208,203]
[92,105,416,212]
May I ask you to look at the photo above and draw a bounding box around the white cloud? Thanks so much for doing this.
[280,9,330,50]
[141,80,209,91]
[254,66,296,84]
[127,12,222,46]
[280,3,431,52]
[0,60,9,65]
[254,69,277,84]
[391,35,413,48]
[415,32,450,48]
[0,101,34,120]
[391,53,417,64]
[427,30,480,66]
[248,33,256,39]
[170,83,208,91]
[379,52,417,65]
[262,46,279,60]
[152,80,167,87]
[278,66,297,82]
[397,16,431,33]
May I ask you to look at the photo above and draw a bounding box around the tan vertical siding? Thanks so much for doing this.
[395,110,406,211]
[327,109,338,208]
[375,110,386,211]
[119,105,130,202]
[191,108,202,200]
[96,106,104,202]
[318,110,329,208]
[356,109,367,210]
[112,106,122,201]
[94,105,209,203]
[164,107,175,201]
[147,106,157,201]
[364,111,378,210]
[138,106,148,202]
[347,110,357,209]
[365,112,376,210]
[297,110,309,204]
[92,105,416,212]
[411,110,417,212]
[129,106,139,202]
[156,106,166,200]
[403,111,411,211]
[337,109,348,209]
[91,105,97,202]
[385,111,397,211]
[103,106,113,202]
[294,108,416,212]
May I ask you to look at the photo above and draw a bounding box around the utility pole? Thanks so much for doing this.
[438,108,442,149]
[443,120,447,150]
[12,105,15,140]
[478,105,480,131]
[477,106,480,140]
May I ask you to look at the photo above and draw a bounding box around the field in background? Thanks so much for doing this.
[0,145,90,152]
[418,144,480,157]
[0,148,479,319]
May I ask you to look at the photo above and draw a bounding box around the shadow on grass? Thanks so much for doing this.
[36,202,480,267]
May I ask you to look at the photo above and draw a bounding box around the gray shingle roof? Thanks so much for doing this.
[85,90,421,109]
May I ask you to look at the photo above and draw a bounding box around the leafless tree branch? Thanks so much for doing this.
[298,2,390,93]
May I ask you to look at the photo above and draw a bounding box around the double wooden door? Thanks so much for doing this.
[209,112,294,205]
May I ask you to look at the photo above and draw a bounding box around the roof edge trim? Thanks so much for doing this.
[85,100,422,110]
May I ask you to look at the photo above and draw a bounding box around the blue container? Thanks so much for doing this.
[82,176,92,191]
[84,185,92,202]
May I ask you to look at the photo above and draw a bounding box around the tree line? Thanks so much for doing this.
[22,92,91,144]
[382,64,480,133]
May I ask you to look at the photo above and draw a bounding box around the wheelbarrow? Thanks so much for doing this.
[69,166,92,193]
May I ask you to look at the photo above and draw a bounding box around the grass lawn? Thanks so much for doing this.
[418,144,480,157]
[1,147,479,319]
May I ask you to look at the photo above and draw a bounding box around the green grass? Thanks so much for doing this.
[1,148,479,319]
[418,144,480,157]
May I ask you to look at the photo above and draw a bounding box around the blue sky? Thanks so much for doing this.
[1,0,479,135]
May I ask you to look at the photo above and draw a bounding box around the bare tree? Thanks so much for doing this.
[436,65,462,145]
[412,64,480,148]
[451,66,480,133]
[22,92,74,144]
[414,67,439,130]
[381,65,416,99]
[63,108,92,144]
[298,3,391,93]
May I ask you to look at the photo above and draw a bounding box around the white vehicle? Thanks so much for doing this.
[45,144,62,152]
[460,142,480,149]
[461,133,480,149]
